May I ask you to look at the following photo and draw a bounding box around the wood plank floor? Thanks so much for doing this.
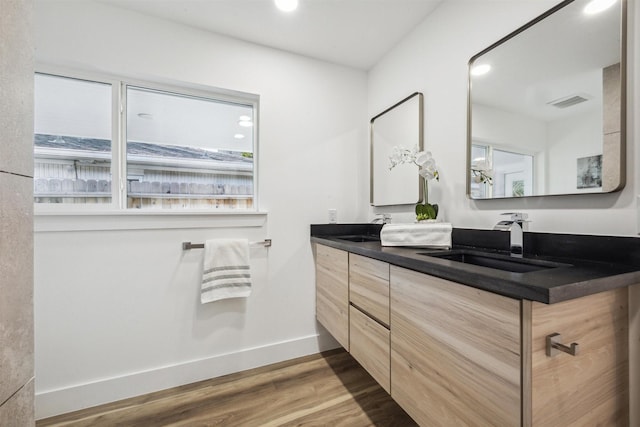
[37,349,417,426]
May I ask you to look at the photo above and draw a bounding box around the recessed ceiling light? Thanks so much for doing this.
[470,64,491,76]
[238,120,253,127]
[234,134,246,139]
[584,0,616,14]
[239,115,251,121]
[275,0,298,12]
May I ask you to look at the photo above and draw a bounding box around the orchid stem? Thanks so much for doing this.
[423,177,429,205]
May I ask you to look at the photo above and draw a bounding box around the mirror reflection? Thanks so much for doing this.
[468,0,625,199]
[371,92,423,206]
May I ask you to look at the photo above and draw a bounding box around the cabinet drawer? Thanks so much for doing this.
[390,266,521,426]
[350,305,390,394]
[315,244,349,351]
[349,254,390,326]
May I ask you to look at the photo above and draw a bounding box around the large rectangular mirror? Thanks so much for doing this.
[371,92,423,206]
[467,0,626,199]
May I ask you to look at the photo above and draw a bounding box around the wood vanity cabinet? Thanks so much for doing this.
[315,244,349,350]
[315,246,391,391]
[391,265,629,427]
[525,289,628,426]
[390,265,522,426]
[349,254,391,393]
[314,244,629,426]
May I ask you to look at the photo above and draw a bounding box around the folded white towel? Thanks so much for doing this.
[381,222,452,248]
[201,239,252,304]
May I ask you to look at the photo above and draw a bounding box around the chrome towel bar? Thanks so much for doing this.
[182,239,272,250]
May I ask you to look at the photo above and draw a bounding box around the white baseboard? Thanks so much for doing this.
[36,332,340,420]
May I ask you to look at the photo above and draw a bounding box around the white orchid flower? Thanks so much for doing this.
[419,167,438,181]
[472,159,491,171]
[414,151,431,167]
[387,145,441,220]
[389,145,439,181]
[471,166,493,185]
[389,146,417,170]
[417,152,439,182]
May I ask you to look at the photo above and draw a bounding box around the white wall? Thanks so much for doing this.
[472,103,547,153]
[33,1,367,419]
[547,109,603,194]
[368,0,637,236]
[368,0,639,424]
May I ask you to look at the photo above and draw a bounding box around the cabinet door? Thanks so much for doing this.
[349,254,390,326]
[315,244,349,350]
[390,266,521,426]
[526,287,628,426]
[350,305,391,393]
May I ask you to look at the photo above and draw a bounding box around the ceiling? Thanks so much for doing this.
[100,0,443,70]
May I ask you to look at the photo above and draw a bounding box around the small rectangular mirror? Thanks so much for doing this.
[370,92,423,206]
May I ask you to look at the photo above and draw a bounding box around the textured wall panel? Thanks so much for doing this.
[0,0,34,177]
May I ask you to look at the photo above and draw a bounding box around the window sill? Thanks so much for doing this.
[34,210,268,232]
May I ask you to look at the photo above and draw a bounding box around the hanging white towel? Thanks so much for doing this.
[201,239,252,304]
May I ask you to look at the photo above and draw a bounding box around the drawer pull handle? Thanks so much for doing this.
[546,333,579,357]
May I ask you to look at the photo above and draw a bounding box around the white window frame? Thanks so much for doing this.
[34,66,260,216]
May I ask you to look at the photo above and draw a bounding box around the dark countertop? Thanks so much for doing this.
[310,224,640,304]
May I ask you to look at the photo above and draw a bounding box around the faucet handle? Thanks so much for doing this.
[372,213,392,224]
[501,212,528,222]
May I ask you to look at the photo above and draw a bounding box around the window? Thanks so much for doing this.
[34,74,113,204]
[470,144,489,199]
[471,143,534,198]
[492,148,533,198]
[33,71,257,211]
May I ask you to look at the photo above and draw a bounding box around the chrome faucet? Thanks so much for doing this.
[494,213,528,258]
[372,213,391,224]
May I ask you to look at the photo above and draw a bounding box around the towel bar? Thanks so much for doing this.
[182,239,272,250]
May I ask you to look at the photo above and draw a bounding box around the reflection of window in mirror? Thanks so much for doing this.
[471,143,534,198]
[470,145,490,198]
[493,149,533,197]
